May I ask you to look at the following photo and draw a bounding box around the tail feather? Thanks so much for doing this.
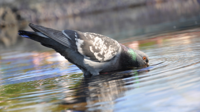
[18,30,32,38]
[29,23,71,48]
[18,23,70,50]
[18,30,49,42]
[18,30,68,52]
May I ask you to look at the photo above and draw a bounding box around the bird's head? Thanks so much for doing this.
[127,48,149,68]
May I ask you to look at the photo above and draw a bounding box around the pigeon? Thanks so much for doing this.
[18,23,149,77]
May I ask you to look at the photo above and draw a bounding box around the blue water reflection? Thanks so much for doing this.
[1,29,200,111]
[0,51,82,85]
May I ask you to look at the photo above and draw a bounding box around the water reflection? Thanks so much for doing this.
[1,28,200,111]
[59,72,136,111]
[0,51,79,85]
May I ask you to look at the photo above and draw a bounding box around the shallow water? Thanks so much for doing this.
[0,28,200,112]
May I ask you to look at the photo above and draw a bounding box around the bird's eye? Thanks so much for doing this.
[143,56,146,60]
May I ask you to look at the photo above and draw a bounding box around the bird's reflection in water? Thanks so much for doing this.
[58,69,148,112]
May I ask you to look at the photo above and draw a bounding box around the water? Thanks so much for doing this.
[1,1,200,111]
[0,28,200,112]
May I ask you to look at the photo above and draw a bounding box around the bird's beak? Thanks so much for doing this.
[142,64,149,68]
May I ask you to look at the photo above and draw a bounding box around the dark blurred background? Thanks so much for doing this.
[0,0,200,51]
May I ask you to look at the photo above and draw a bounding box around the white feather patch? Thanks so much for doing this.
[83,33,87,37]
[75,32,78,38]
[75,38,91,59]
[75,38,84,54]
[89,34,118,61]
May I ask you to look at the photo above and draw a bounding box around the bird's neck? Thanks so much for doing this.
[119,45,139,70]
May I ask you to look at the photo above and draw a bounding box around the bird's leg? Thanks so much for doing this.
[83,71,92,78]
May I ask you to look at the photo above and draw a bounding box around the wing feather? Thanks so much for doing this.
[30,23,120,62]
[73,31,121,62]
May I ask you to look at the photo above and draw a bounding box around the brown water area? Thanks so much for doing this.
[0,0,200,112]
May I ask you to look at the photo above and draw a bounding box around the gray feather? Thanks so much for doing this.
[29,23,71,47]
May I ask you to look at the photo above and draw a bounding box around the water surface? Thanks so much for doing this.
[0,29,200,112]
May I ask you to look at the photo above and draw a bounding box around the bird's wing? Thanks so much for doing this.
[29,23,121,62]
[72,31,121,62]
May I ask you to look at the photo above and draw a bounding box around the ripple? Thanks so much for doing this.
[0,51,82,85]
[1,30,200,112]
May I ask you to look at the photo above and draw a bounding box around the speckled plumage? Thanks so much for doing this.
[18,23,149,77]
